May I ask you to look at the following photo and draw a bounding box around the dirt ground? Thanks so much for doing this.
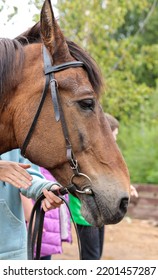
[53,218,158,260]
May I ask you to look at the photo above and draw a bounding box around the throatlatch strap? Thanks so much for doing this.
[21,74,50,157]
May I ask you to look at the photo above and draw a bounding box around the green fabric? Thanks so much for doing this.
[69,194,90,226]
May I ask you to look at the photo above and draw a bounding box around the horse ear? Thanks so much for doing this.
[40,0,70,62]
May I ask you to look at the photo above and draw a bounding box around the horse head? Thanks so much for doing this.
[0,0,130,226]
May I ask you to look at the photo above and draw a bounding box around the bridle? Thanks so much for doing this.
[21,45,93,195]
[21,45,92,194]
[21,45,93,259]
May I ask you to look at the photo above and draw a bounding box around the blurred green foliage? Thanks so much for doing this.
[57,0,158,183]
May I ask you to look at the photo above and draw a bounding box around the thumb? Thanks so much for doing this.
[18,163,31,169]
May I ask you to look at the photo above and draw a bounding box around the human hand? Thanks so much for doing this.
[42,186,63,212]
[0,160,32,189]
[130,185,138,198]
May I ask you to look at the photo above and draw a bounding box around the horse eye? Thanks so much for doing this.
[78,99,95,111]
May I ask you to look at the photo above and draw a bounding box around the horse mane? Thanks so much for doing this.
[0,22,102,103]
[0,38,24,101]
[16,22,103,95]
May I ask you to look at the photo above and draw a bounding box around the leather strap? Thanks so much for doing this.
[45,61,84,74]
[21,74,50,157]
[21,46,83,160]
[27,184,81,260]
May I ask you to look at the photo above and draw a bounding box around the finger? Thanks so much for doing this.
[0,162,29,188]
[41,199,56,212]
[41,200,48,212]
[0,175,28,189]
[5,173,31,189]
[11,171,32,188]
[134,191,138,198]
[131,190,138,198]
[18,163,31,169]
[15,164,32,181]
[43,188,63,204]
[42,189,63,209]
[1,176,21,189]
[44,198,51,209]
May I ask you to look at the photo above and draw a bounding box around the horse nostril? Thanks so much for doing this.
[119,197,129,213]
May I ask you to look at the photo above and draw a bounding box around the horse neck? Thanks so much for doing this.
[0,44,42,155]
[0,107,18,154]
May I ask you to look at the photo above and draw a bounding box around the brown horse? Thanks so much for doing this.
[0,0,130,227]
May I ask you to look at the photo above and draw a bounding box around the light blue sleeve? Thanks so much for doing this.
[19,154,61,200]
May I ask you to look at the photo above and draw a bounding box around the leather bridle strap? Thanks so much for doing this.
[21,45,84,175]
[21,45,90,260]
[45,61,84,74]
[43,46,84,173]
[21,74,50,157]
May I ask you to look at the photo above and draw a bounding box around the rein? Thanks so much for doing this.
[21,45,93,259]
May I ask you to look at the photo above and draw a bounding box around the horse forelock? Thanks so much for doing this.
[16,22,103,95]
[0,38,24,103]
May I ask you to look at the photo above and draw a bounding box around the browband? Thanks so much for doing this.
[45,61,84,75]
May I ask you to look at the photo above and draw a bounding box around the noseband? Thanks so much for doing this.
[21,45,92,196]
